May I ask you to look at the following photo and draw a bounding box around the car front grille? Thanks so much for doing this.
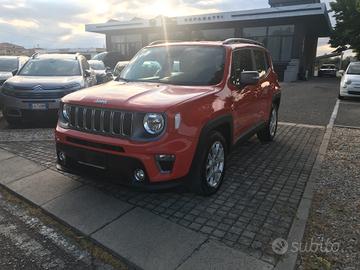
[68,105,134,138]
[3,90,73,99]
[348,91,360,95]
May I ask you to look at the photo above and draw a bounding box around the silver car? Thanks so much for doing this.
[0,53,96,125]
[339,62,360,99]
[0,56,29,86]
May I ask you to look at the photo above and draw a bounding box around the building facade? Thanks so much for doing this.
[85,0,331,81]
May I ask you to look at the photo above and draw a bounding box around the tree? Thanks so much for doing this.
[329,0,360,59]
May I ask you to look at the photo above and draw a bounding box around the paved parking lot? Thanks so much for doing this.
[0,77,358,269]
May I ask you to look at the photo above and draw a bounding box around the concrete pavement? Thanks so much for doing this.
[0,149,274,270]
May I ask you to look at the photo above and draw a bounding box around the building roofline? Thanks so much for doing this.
[85,3,331,33]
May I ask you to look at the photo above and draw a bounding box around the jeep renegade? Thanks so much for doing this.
[55,39,281,195]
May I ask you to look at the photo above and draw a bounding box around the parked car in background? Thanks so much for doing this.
[92,51,126,70]
[55,39,281,195]
[88,60,112,84]
[318,64,338,77]
[0,53,96,125]
[339,62,360,99]
[113,61,129,78]
[0,56,29,86]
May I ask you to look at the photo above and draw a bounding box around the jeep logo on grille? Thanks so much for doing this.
[95,99,108,104]
[33,85,43,91]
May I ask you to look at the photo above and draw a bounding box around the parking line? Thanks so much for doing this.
[278,122,325,129]
[327,99,340,128]
[275,99,339,270]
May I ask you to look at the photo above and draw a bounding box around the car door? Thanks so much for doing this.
[229,48,260,139]
[252,49,272,123]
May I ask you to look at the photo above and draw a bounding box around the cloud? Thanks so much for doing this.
[0,0,335,51]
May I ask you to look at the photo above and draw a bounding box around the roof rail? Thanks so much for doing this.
[148,40,182,46]
[223,38,264,47]
[31,52,39,59]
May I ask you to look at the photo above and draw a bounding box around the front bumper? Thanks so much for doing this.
[0,92,61,117]
[55,126,198,184]
[340,86,360,97]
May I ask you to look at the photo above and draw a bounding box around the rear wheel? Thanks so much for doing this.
[257,104,278,142]
[188,131,227,196]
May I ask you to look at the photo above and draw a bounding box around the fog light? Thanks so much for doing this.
[155,154,175,173]
[58,151,66,163]
[134,169,145,182]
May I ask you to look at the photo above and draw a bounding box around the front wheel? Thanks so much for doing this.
[338,94,344,100]
[257,104,278,142]
[188,131,227,196]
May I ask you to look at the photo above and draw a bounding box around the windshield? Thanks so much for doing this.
[19,58,81,76]
[89,61,105,70]
[0,58,18,72]
[321,65,336,69]
[347,64,360,75]
[92,52,107,61]
[120,45,226,86]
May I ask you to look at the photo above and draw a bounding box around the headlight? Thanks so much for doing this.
[62,103,71,122]
[143,113,165,135]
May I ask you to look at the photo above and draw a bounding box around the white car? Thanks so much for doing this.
[339,62,360,99]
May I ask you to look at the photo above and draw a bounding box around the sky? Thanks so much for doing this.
[0,0,339,56]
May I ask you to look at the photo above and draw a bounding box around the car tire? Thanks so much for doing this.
[257,104,278,142]
[338,94,344,100]
[188,131,227,196]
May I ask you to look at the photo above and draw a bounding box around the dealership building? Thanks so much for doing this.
[85,0,331,81]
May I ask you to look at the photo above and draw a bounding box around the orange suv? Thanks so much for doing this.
[55,39,281,195]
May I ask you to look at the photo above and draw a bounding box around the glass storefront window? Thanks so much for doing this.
[201,28,235,40]
[242,25,294,62]
[243,27,267,37]
[268,25,294,35]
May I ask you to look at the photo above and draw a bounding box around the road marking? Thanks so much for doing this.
[278,122,325,129]
[328,99,340,128]
[333,124,360,130]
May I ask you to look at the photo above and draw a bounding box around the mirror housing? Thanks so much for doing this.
[338,70,344,76]
[240,71,260,86]
[11,69,18,76]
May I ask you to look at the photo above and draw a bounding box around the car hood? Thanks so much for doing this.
[345,74,360,84]
[63,80,216,111]
[5,75,84,89]
[0,72,13,81]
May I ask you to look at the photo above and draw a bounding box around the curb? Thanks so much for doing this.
[275,100,340,270]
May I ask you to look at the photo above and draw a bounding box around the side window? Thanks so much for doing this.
[231,49,253,86]
[253,50,268,77]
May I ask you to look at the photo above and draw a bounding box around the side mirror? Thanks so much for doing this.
[12,69,18,76]
[84,69,91,77]
[240,71,260,86]
[338,70,344,76]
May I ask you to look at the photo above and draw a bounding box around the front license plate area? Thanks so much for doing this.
[77,150,106,169]
[30,103,48,110]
